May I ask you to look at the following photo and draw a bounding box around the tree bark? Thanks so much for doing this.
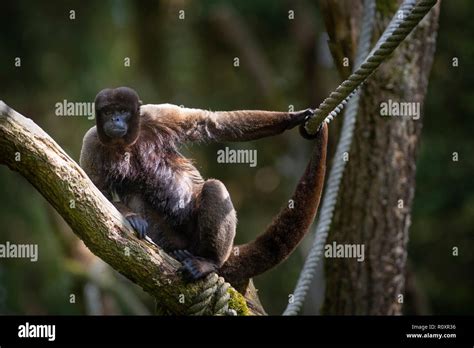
[0,102,259,316]
[322,0,440,314]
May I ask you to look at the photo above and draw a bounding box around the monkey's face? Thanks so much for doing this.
[101,105,131,138]
[95,87,141,146]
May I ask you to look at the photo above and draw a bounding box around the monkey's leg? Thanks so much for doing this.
[174,179,237,281]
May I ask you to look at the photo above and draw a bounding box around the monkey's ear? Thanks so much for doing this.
[139,99,143,106]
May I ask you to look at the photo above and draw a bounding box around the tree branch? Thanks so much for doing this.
[0,101,256,316]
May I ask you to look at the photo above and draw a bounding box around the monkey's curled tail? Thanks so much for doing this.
[220,124,328,286]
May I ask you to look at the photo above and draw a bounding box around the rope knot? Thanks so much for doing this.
[187,273,235,316]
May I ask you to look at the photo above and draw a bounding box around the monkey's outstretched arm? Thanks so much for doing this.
[219,123,328,287]
[141,104,313,143]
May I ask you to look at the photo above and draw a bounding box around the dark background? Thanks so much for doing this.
[0,0,472,315]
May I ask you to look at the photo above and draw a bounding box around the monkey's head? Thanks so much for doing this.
[95,87,142,146]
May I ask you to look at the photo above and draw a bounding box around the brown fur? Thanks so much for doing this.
[80,87,327,285]
[219,124,328,289]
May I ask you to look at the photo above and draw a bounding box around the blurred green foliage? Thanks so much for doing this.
[409,0,474,315]
[0,0,472,315]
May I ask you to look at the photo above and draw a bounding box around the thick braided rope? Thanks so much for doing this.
[284,0,438,316]
[283,0,376,316]
[187,273,233,315]
[142,237,232,315]
[304,0,437,134]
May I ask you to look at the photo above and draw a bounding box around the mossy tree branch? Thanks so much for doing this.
[0,101,254,316]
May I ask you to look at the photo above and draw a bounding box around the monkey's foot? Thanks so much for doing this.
[170,250,217,281]
[170,249,193,262]
[126,215,148,239]
[181,257,218,281]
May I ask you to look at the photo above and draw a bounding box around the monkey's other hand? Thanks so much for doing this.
[126,215,148,239]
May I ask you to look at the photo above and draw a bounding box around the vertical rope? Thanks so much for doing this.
[284,0,438,316]
[283,0,376,316]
